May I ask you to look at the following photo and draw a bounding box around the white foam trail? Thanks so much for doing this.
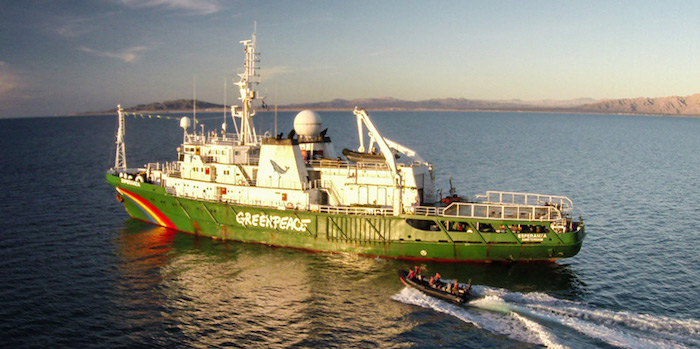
[393,288,563,347]
[510,312,569,349]
[468,295,512,314]
[474,285,700,347]
[518,304,681,349]
[394,284,700,349]
[529,302,700,337]
[493,288,699,348]
[523,302,699,348]
[470,295,567,349]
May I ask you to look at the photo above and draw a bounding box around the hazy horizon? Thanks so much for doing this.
[1,1,698,118]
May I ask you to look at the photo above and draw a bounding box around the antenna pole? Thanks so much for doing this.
[114,104,127,170]
[275,101,278,136]
[274,82,278,136]
[233,27,261,145]
[193,75,197,131]
[223,79,227,122]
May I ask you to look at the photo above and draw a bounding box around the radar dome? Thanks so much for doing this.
[180,116,191,130]
[293,110,323,137]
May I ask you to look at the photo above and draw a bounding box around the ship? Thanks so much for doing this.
[106,31,585,262]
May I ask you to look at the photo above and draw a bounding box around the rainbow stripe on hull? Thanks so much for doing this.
[116,187,177,229]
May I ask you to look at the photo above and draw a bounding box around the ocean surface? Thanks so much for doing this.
[1,110,698,348]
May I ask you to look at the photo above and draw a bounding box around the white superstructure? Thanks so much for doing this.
[131,32,436,216]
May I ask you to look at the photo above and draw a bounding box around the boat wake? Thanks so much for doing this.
[392,285,700,349]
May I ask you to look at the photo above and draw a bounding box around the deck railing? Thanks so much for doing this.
[414,202,563,222]
[312,204,394,216]
[475,191,573,212]
[441,202,562,221]
[306,159,390,170]
[162,186,566,222]
[306,159,426,170]
[183,133,264,146]
[144,161,180,174]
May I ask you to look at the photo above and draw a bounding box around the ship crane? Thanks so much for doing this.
[353,108,398,174]
[353,107,426,167]
[371,137,424,164]
[353,107,429,215]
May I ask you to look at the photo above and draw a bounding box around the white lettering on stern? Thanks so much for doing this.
[518,233,547,242]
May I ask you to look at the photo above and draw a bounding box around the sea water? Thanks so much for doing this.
[0,111,698,348]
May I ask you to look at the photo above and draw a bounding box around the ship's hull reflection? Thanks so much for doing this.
[113,220,584,347]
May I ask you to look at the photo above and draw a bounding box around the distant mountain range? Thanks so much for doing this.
[282,97,599,111]
[576,94,700,116]
[91,94,700,116]
[116,99,223,112]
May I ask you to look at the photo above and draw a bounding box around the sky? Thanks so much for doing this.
[0,0,698,118]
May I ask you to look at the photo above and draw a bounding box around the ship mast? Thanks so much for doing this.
[232,28,260,145]
[114,104,127,170]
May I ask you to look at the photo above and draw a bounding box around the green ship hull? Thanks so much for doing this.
[107,173,585,262]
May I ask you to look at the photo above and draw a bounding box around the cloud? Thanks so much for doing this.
[261,65,331,80]
[119,0,222,15]
[79,46,151,63]
[261,66,294,79]
[52,11,120,37]
[0,62,15,94]
[0,61,33,109]
[54,16,97,38]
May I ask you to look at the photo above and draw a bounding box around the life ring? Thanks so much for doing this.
[136,175,145,182]
[286,202,294,209]
[237,179,244,185]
